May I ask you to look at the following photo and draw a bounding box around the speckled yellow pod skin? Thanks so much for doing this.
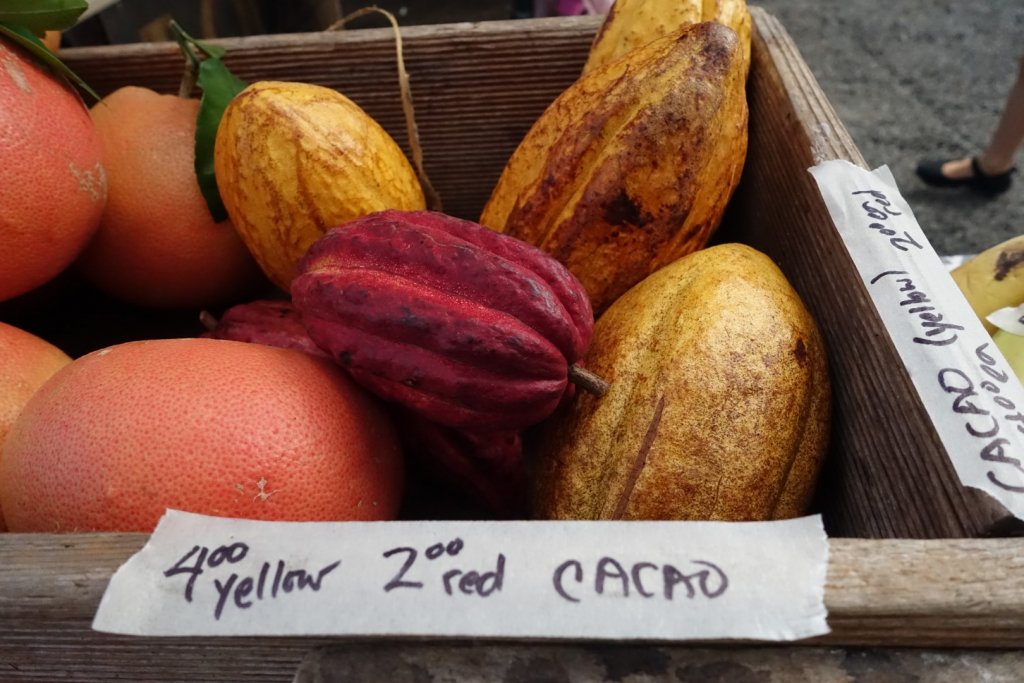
[531,244,830,521]
[582,0,751,77]
[480,22,747,315]
[215,81,425,290]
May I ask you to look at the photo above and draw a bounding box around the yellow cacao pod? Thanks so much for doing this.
[215,81,426,290]
[583,0,752,77]
[480,22,747,314]
[531,244,830,521]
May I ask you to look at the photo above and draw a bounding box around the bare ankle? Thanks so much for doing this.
[976,154,1015,175]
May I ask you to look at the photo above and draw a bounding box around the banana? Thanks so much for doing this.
[582,0,751,77]
[950,235,1024,334]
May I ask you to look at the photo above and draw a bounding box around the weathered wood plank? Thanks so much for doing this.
[4,533,1024,647]
[821,538,1024,648]
[292,643,1024,683]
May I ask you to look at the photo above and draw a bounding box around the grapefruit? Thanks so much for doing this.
[0,338,404,532]
[0,322,71,531]
[78,86,264,308]
[0,37,106,302]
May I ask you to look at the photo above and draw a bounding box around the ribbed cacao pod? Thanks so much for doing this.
[214,81,426,290]
[531,244,830,521]
[583,0,752,77]
[199,299,329,359]
[291,209,595,432]
[480,21,748,314]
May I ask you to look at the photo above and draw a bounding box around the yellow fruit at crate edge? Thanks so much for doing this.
[214,81,426,290]
[950,234,1024,335]
[531,243,831,521]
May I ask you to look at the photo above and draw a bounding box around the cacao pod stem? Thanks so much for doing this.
[568,364,609,397]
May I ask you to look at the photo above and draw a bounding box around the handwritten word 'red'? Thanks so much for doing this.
[552,557,728,603]
[851,189,922,252]
[382,538,505,597]
[870,270,963,346]
[939,343,1024,493]
[164,542,340,620]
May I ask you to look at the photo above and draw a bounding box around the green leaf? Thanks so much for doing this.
[194,57,247,222]
[0,22,99,100]
[0,0,87,33]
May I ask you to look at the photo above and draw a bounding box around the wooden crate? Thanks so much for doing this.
[3,8,1024,681]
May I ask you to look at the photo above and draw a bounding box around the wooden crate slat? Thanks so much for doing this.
[4,532,1024,663]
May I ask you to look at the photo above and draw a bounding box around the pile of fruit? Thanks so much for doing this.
[0,0,831,533]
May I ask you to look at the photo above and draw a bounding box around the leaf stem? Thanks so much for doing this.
[170,19,226,98]
[170,20,200,98]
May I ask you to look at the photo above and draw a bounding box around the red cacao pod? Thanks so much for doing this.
[291,209,594,432]
[200,299,330,359]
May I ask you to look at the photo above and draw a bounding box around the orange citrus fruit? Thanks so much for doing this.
[0,338,404,532]
[0,322,71,531]
[0,37,106,302]
[78,86,264,308]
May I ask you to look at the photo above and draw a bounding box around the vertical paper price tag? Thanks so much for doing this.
[92,510,829,641]
[810,159,1024,516]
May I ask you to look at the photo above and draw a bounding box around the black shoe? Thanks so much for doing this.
[916,157,1015,196]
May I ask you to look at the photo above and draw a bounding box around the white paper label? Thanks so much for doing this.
[988,305,1024,336]
[810,159,1024,516]
[92,509,829,641]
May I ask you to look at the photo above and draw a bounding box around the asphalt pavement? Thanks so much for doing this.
[754,0,1024,257]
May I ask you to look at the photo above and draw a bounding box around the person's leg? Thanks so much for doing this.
[934,56,1024,180]
[979,56,1024,172]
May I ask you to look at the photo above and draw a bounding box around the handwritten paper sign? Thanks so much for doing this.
[811,160,1024,517]
[92,510,829,641]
